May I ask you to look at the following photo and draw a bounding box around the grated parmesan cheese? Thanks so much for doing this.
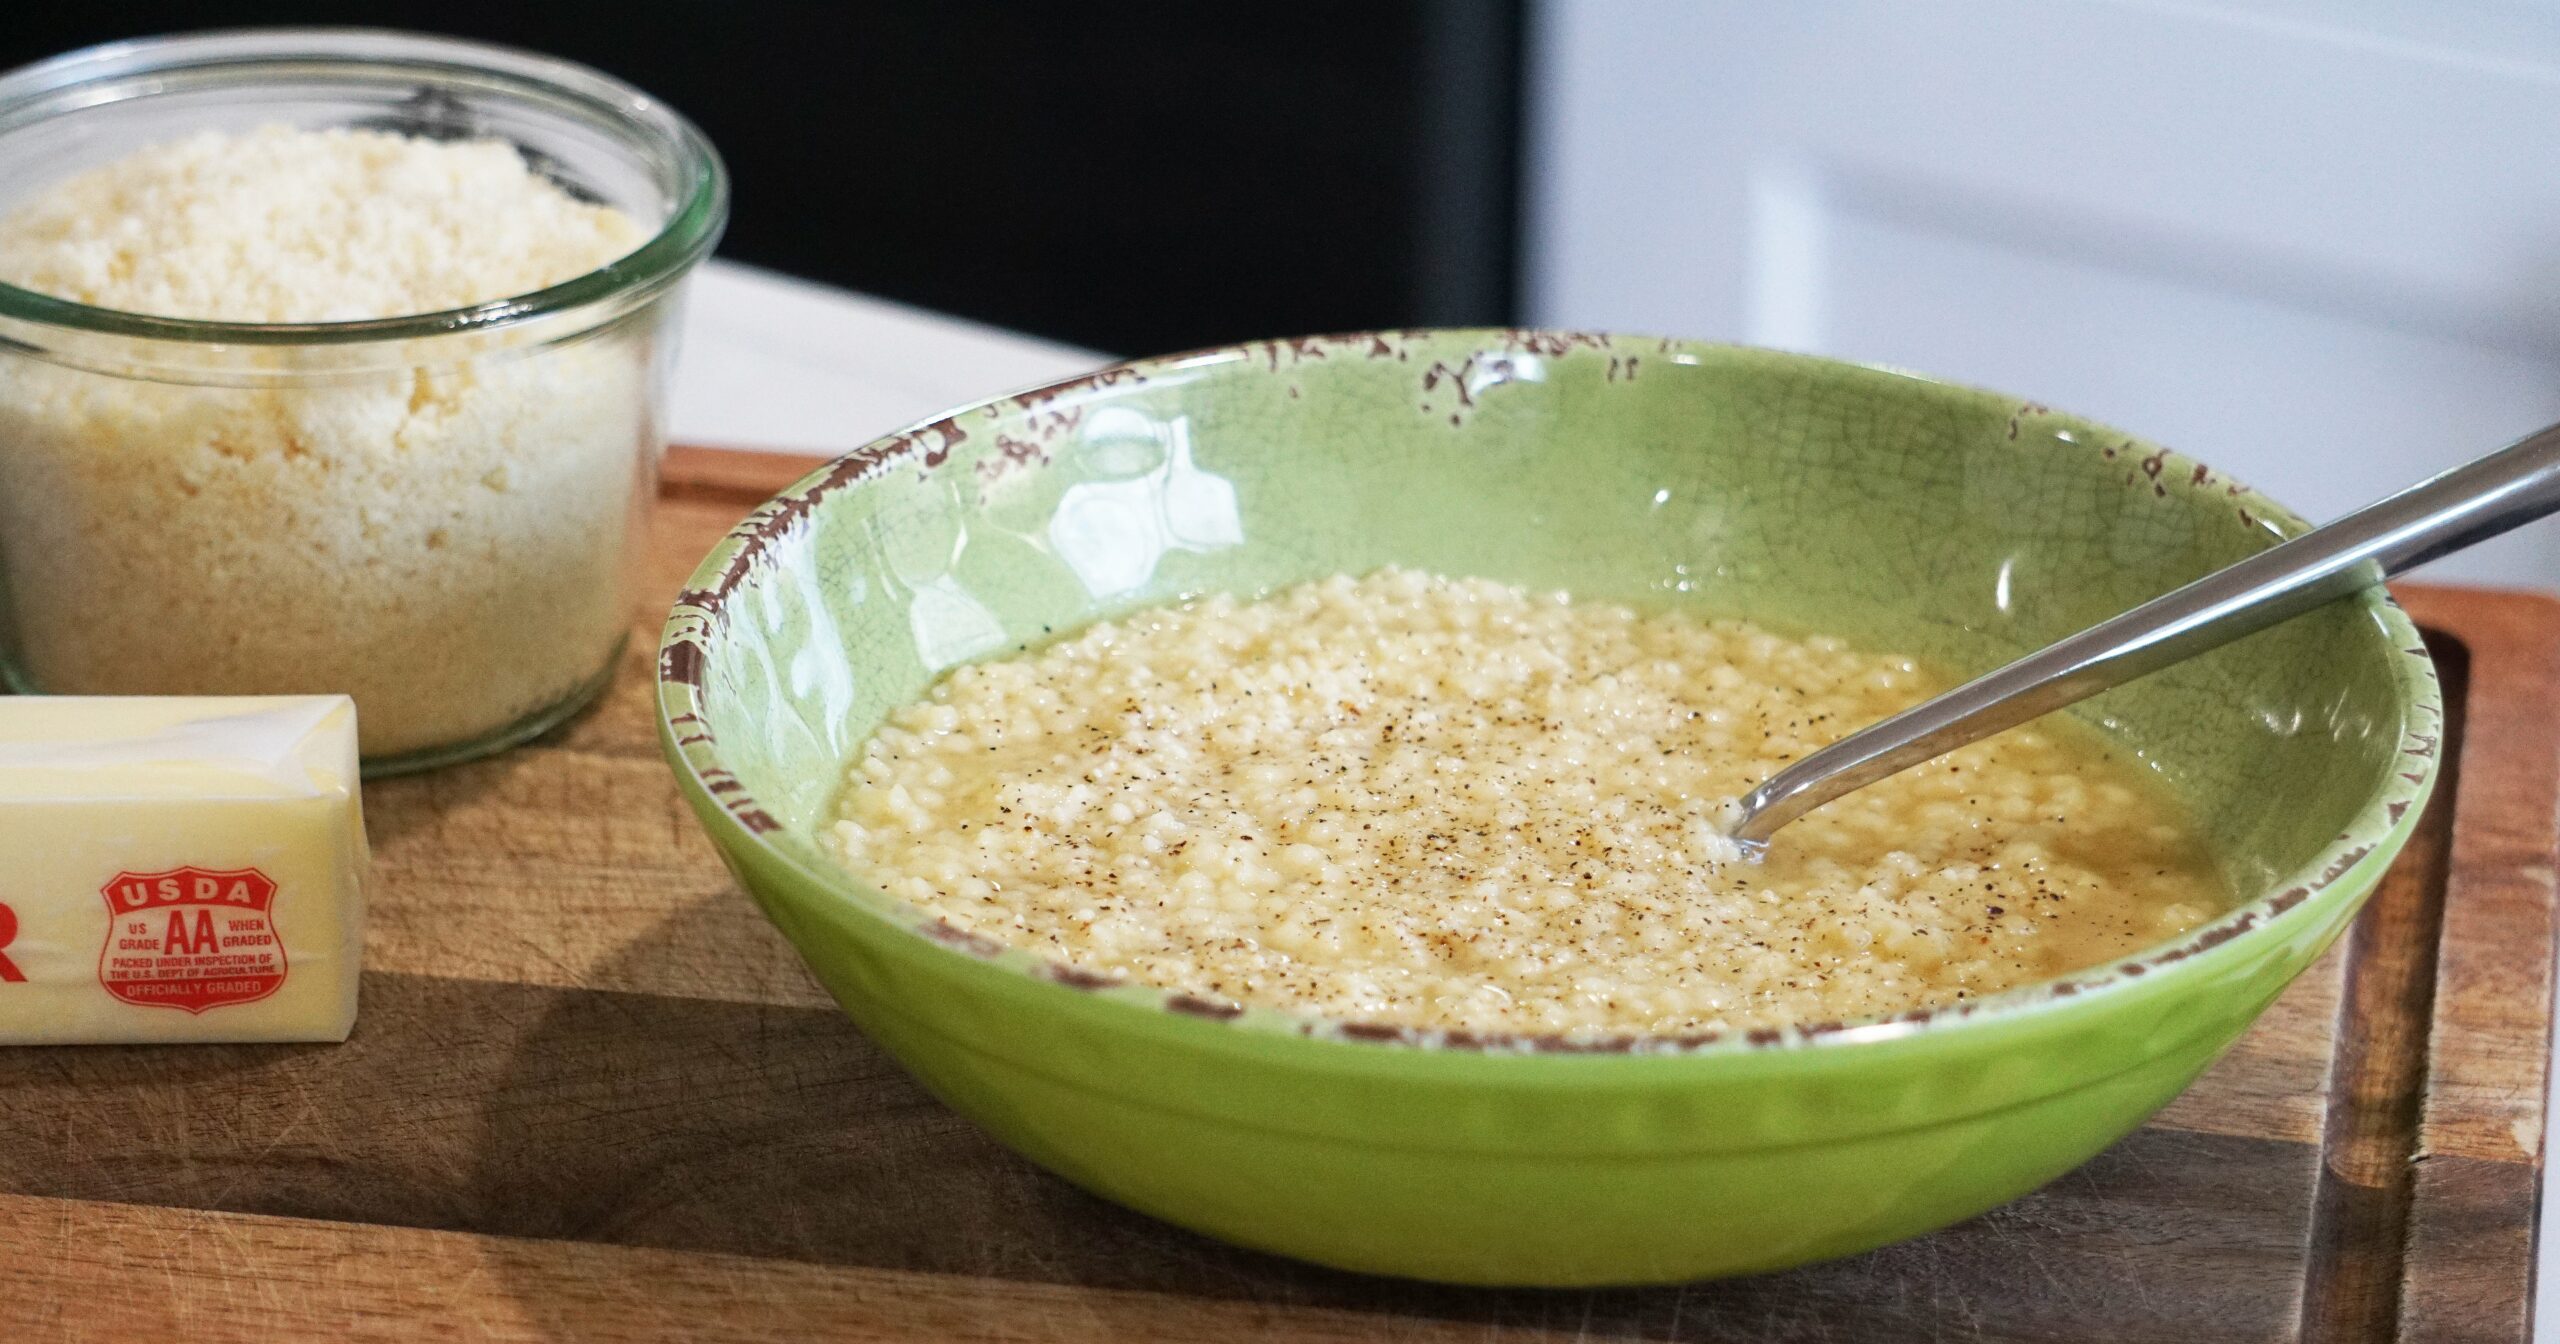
[0,126,661,759]
[0,126,644,321]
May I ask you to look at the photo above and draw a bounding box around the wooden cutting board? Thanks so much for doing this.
[4,447,2553,1344]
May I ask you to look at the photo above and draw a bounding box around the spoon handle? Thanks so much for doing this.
[1725,421,2560,851]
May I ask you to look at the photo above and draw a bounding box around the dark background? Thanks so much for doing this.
[0,2,1527,356]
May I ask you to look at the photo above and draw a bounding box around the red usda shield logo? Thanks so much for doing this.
[97,867,287,1014]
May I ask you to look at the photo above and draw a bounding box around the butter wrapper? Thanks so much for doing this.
[0,696,365,1044]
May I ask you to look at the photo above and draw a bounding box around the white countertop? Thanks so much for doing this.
[675,258,2556,1337]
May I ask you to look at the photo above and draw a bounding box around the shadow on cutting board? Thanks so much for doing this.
[463,893,2319,1342]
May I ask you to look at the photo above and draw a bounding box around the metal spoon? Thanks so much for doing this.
[1724,420,2560,857]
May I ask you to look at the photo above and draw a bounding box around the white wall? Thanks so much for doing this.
[1528,0,2560,587]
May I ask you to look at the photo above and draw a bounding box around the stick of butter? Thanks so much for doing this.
[0,696,365,1044]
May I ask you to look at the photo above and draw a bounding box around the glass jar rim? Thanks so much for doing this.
[0,27,729,346]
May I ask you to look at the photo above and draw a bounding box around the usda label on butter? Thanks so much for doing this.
[0,697,366,1045]
[100,866,290,1013]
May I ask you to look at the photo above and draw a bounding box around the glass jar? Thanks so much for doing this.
[0,30,727,773]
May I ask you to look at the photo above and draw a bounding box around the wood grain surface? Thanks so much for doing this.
[1,448,2550,1343]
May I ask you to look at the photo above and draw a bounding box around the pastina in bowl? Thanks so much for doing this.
[657,331,2437,1286]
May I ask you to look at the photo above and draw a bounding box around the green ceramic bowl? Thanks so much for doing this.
[657,331,2439,1286]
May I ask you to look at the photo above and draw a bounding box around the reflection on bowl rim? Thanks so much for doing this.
[656,329,2443,1058]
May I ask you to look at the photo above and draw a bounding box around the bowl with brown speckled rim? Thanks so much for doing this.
[657,330,2438,1287]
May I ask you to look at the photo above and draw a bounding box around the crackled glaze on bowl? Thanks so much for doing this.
[656,331,2438,1285]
